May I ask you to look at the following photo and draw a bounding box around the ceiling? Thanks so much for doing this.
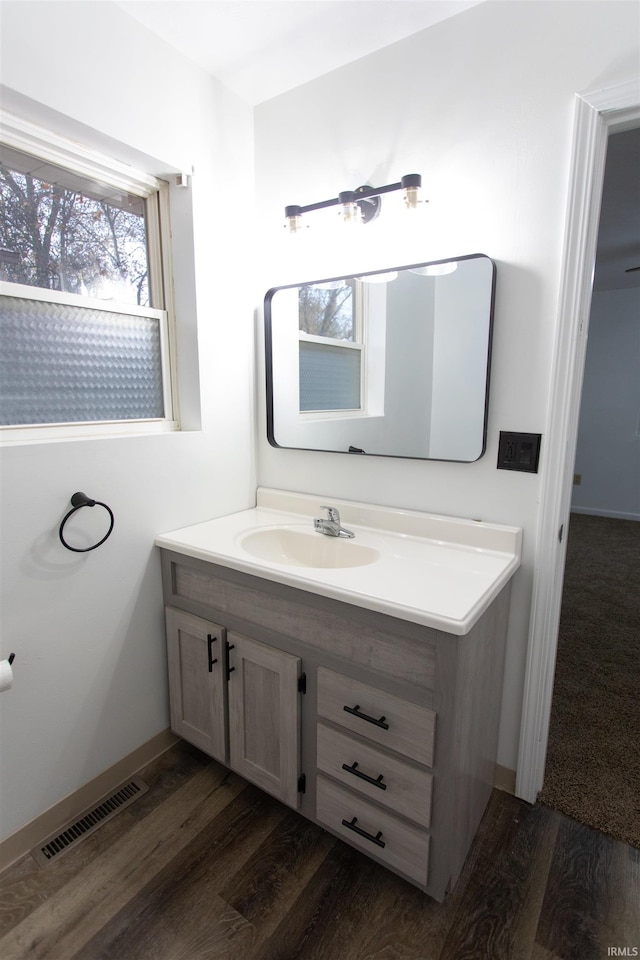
[115,0,484,105]
[114,0,638,290]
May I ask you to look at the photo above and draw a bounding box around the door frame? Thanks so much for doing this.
[516,79,640,804]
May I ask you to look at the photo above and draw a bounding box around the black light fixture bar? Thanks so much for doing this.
[284,173,422,230]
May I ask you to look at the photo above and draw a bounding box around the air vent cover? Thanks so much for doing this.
[31,777,149,868]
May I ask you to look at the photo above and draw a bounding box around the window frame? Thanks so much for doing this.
[297,282,368,418]
[0,110,179,442]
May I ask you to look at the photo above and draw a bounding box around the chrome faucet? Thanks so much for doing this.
[313,505,355,539]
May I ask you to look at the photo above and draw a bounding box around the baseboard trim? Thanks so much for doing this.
[0,728,178,873]
[571,507,639,522]
[1,739,517,872]
[494,763,517,795]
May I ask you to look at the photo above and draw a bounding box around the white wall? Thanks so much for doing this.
[253,0,640,771]
[572,286,640,519]
[0,1,256,842]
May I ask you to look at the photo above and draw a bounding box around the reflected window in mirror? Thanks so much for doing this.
[298,280,363,413]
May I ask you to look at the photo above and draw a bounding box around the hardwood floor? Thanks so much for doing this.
[1,742,638,960]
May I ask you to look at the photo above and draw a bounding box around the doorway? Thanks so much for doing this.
[516,81,640,806]
[538,127,640,844]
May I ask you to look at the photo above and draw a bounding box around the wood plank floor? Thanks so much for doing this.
[1,742,638,960]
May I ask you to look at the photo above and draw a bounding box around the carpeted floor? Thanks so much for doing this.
[539,512,640,848]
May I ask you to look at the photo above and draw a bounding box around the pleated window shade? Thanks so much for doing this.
[299,340,362,412]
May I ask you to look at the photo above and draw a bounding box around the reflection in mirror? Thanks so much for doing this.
[265,254,495,462]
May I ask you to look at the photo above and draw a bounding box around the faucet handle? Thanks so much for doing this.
[319,505,340,522]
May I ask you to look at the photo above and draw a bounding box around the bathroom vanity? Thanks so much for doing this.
[156,489,521,901]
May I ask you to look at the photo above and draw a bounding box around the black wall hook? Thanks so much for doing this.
[59,492,114,552]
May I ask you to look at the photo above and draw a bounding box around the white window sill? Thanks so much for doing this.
[0,419,180,446]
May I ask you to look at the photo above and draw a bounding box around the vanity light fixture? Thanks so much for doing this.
[284,173,423,233]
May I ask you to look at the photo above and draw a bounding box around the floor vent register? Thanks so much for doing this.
[31,777,149,867]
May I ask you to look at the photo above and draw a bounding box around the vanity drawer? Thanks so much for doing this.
[316,776,429,887]
[317,668,435,767]
[317,723,432,827]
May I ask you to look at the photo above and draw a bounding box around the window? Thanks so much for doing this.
[0,112,177,439]
[297,281,364,413]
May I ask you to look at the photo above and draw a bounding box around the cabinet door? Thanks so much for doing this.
[165,608,226,762]
[227,632,301,808]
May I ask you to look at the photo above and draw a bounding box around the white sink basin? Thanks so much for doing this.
[240,526,380,568]
[155,488,522,634]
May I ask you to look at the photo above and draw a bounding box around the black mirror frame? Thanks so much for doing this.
[264,254,496,463]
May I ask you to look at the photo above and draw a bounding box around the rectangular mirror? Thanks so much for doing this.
[265,254,495,462]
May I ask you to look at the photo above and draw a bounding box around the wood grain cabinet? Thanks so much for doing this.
[165,608,226,761]
[165,609,302,808]
[160,549,512,901]
[226,632,302,809]
[316,668,435,886]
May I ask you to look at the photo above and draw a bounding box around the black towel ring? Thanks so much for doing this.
[59,492,114,553]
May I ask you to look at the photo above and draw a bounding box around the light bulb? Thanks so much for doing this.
[401,174,422,210]
[284,205,306,234]
[338,191,363,227]
[340,202,363,226]
[285,215,305,234]
[403,186,420,209]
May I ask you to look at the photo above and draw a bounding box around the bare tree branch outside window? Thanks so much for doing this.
[0,163,149,306]
[298,283,354,340]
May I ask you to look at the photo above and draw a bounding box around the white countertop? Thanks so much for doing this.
[155,488,522,635]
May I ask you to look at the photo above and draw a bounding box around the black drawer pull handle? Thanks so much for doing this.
[343,704,389,730]
[342,761,387,790]
[341,816,385,848]
[207,634,218,672]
